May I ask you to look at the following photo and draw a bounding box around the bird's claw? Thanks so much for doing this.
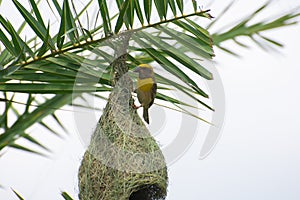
[132,104,142,109]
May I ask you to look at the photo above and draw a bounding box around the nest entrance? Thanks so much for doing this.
[129,184,165,200]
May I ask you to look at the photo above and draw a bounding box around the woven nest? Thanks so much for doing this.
[78,74,168,200]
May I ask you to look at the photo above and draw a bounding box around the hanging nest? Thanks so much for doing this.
[78,72,168,200]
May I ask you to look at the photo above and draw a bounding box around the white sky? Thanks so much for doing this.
[0,0,300,200]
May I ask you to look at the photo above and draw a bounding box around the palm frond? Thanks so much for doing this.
[97,0,111,36]
[11,188,25,200]
[211,2,300,52]
[0,0,298,157]
[0,94,74,151]
[61,191,74,200]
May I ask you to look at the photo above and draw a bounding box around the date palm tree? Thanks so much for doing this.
[0,0,299,199]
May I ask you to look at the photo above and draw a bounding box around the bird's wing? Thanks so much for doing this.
[149,82,157,107]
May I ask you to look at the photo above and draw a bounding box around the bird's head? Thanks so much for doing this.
[134,64,154,79]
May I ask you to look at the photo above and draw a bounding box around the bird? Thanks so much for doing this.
[133,64,157,124]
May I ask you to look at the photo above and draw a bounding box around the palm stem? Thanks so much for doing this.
[15,9,211,68]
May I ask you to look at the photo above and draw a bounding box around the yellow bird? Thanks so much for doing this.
[134,64,157,124]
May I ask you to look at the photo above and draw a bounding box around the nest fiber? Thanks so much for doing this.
[78,74,168,200]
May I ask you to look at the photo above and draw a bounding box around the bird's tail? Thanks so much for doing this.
[143,107,149,124]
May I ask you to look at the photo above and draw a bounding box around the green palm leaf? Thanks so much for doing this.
[11,188,25,200]
[0,1,299,199]
[134,0,144,25]
[138,31,213,79]
[28,0,46,29]
[144,0,152,23]
[133,36,208,97]
[12,0,48,43]
[115,0,131,33]
[168,0,177,16]
[154,0,167,20]
[176,0,184,14]
[61,191,74,200]
[98,0,112,36]
[0,0,298,159]
[0,28,17,56]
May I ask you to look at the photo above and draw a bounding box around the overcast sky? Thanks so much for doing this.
[0,0,300,200]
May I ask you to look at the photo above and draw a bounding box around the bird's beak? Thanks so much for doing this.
[133,67,140,72]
